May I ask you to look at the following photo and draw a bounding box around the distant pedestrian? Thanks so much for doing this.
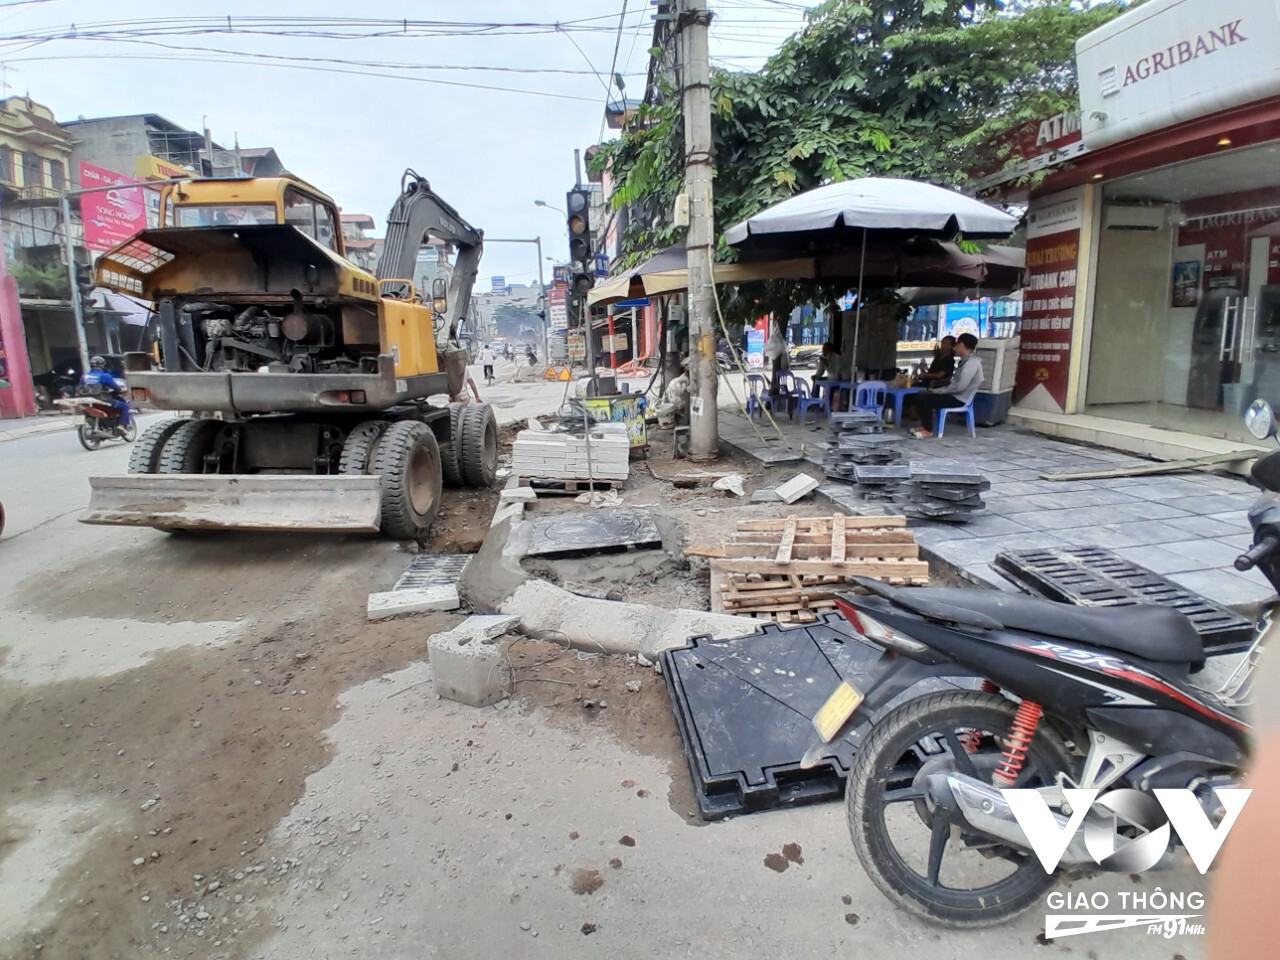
[479,345,496,384]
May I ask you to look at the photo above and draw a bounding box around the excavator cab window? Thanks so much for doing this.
[284,186,340,252]
[168,203,277,227]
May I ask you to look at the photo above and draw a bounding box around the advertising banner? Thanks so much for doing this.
[79,162,146,252]
[746,329,765,369]
[1015,189,1084,411]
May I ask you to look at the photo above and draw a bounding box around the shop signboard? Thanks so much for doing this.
[1078,0,1280,149]
[79,162,146,252]
[567,329,586,362]
[969,111,1088,192]
[1015,189,1084,412]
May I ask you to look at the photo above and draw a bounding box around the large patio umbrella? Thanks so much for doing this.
[588,241,1024,307]
[725,178,1019,394]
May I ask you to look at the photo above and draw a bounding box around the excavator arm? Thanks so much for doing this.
[378,169,483,344]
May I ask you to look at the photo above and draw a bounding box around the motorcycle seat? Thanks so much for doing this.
[899,588,1205,665]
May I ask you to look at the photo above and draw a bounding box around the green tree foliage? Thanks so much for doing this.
[592,0,1128,288]
[492,301,541,340]
[11,260,70,300]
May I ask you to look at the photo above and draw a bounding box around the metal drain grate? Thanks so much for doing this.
[993,546,1253,652]
[394,553,471,592]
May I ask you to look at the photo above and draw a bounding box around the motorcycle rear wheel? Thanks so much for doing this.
[846,690,1074,929]
[77,423,102,451]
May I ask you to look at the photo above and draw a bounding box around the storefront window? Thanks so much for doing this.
[1087,142,1280,443]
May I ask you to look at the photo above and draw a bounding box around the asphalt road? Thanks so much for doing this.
[0,392,1211,960]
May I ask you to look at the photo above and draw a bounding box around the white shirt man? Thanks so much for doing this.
[911,333,983,438]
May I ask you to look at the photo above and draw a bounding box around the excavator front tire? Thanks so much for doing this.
[157,419,220,474]
[372,420,443,540]
[458,403,498,489]
[440,402,466,488]
[128,420,184,474]
[339,420,391,476]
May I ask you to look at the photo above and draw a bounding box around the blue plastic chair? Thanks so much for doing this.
[937,395,977,438]
[745,374,777,419]
[854,380,887,417]
[792,379,830,424]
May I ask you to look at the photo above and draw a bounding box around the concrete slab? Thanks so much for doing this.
[1167,568,1275,614]
[367,585,461,621]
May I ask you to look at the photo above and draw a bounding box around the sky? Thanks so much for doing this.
[0,0,818,285]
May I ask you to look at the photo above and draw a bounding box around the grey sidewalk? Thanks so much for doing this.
[719,409,1272,614]
[0,413,77,443]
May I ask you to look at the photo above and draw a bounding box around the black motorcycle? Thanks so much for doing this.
[810,401,1278,928]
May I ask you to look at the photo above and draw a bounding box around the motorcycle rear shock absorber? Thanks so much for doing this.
[960,680,1001,754]
[992,699,1043,786]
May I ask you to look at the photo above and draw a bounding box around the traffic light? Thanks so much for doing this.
[566,188,593,267]
[75,264,95,306]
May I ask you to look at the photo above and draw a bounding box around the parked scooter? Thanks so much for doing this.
[55,396,138,450]
[811,401,1279,927]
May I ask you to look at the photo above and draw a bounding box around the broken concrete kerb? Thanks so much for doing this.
[429,615,520,707]
[459,504,759,659]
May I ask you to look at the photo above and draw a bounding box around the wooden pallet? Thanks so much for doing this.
[699,514,929,623]
[516,477,623,495]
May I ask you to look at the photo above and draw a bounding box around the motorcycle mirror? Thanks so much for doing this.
[1246,399,1277,440]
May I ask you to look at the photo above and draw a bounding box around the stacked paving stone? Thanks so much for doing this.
[896,460,989,521]
[850,463,911,501]
[823,411,901,481]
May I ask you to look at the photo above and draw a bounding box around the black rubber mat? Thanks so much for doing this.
[661,614,965,820]
[993,546,1253,652]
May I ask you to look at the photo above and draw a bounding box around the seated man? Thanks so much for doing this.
[79,356,132,434]
[915,335,956,387]
[911,333,981,438]
[814,342,844,381]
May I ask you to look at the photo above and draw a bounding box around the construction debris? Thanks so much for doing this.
[688,515,928,623]
[712,474,747,497]
[367,553,470,620]
[429,615,520,707]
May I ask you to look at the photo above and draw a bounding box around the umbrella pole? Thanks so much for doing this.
[849,227,867,411]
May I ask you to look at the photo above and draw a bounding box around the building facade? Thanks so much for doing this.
[991,0,1280,452]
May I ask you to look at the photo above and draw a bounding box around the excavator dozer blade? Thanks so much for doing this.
[81,475,383,533]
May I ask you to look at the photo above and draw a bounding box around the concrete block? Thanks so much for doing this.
[750,489,782,503]
[776,473,821,504]
[366,585,460,620]
[429,625,513,707]
[500,487,538,501]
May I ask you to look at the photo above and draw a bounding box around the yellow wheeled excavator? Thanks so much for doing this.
[80,170,499,538]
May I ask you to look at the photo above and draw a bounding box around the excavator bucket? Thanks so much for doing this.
[81,475,382,533]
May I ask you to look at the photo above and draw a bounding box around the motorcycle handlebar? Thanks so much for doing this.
[1236,535,1280,571]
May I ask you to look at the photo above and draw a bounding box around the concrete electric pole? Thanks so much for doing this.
[678,0,718,459]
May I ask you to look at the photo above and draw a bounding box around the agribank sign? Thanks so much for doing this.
[1077,0,1280,149]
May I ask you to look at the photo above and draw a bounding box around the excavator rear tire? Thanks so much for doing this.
[157,419,220,474]
[458,403,498,489]
[339,420,391,476]
[129,420,184,474]
[372,420,443,540]
[440,402,466,488]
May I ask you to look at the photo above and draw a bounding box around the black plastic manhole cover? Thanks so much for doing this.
[526,508,662,559]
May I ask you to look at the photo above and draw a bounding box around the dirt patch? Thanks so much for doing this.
[0,567,458,960]
[504,638,702,824]
[570,868,605,895]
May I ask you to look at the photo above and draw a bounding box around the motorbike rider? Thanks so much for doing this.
[79,356,132,433]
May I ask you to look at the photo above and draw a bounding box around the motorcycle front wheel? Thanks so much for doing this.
[77,422,102,451]
[846,690,1075,929]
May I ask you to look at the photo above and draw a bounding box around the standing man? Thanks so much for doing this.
[910,333,982,438]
